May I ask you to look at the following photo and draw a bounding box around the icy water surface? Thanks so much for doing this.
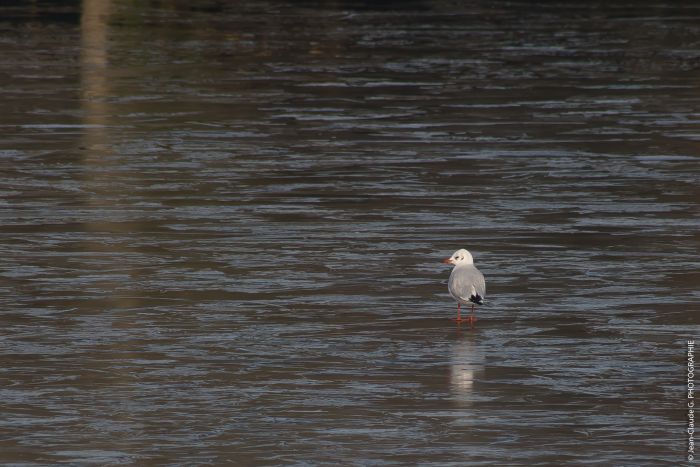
[1,0,699,465]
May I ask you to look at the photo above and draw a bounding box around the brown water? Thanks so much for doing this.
[1,1,699,465]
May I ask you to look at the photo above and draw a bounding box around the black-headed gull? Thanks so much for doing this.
[442,248,486,325]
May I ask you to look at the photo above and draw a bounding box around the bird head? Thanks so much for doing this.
[442,248,474,266]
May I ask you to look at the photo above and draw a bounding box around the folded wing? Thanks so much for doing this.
[449,265,486,305]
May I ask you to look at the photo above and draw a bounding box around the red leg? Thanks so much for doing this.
[452,303,463,323]
[453,303,476,326]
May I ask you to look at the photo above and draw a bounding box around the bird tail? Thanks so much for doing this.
[469,294,484,305]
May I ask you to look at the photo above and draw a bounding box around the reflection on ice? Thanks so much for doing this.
[449,333,485,406]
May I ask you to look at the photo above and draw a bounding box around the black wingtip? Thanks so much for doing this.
[469,294,484,305]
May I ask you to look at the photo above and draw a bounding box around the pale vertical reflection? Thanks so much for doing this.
[80,2,141,451]
[80,0,139,312]
[449,335,485,406]
[81,0,111,154]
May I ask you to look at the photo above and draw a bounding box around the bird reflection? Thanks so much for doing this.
[449,332,485,406]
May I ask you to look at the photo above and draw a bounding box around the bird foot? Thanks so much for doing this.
[452,316,477,326]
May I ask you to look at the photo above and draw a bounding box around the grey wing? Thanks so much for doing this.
[473,268,486,299]
[450,266,486,301]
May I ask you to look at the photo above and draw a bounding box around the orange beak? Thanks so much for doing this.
[442,257,454,265]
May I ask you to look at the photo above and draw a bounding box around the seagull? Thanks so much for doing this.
[442,249,486,325]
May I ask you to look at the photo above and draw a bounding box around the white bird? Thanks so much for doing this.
[442,248,486,325]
